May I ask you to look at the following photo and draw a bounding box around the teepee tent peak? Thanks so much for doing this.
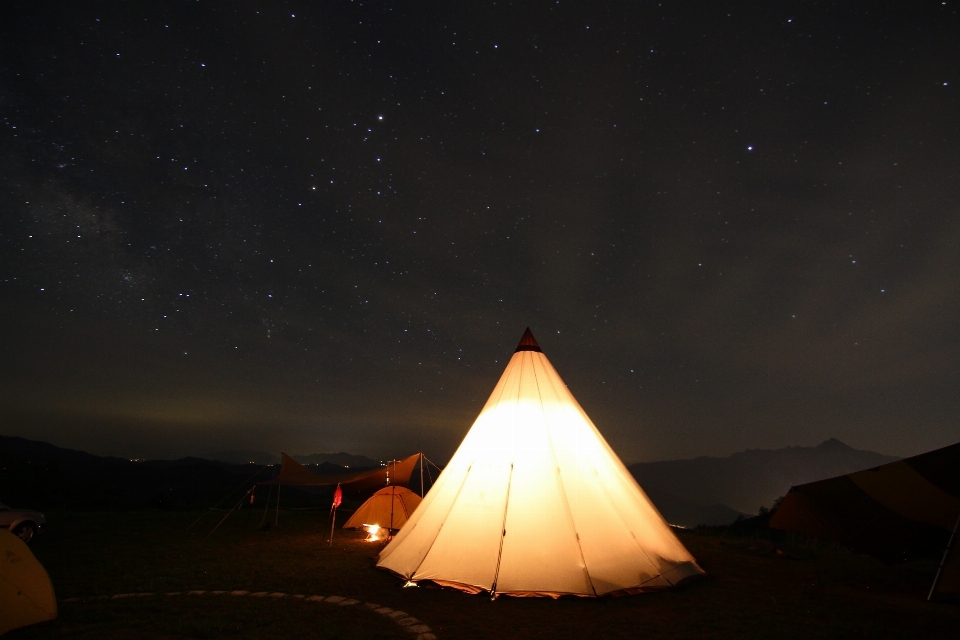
[377,329,704,598]
[514,327,542,352]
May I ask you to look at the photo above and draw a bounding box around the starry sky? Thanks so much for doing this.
[2,1,958,463]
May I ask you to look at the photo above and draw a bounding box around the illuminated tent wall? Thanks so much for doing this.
[259,452,423,499]
[770,441,960,599]
[0,529,57,634]
[377,328,704,598]
[343,486,422,531]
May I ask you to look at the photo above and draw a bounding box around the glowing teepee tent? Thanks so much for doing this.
[377,328,704,597]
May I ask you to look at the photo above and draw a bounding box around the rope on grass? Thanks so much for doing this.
[60,590,437,640]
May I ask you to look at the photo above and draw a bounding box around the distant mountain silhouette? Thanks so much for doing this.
[0,435,364,510]
[201,449,379,468]
[3,434,899,525]
[629,438,900,527]
[292,452,380,469]
[200,449,279,465]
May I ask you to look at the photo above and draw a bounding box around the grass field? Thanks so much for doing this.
[9,508,960,639]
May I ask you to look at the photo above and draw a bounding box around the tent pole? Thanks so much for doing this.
[389,460,397,536]
[420,453,424,497]
[928,510,960,601]
[390,484,396,533]
[275,485,281,527]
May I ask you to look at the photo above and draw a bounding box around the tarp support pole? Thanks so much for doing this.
[420,453,424,497]
[928,510,960,601]
[390,484,396,532]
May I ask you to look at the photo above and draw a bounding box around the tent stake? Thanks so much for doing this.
[928,510,960,601]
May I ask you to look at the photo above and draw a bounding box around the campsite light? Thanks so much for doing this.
[363,523,382,542]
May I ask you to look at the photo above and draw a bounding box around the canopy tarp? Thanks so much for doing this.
[770,441,960,599]
[259,452,422,498]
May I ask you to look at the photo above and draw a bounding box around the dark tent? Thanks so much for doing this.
[769,441,960,599]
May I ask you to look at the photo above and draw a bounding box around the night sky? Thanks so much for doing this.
[2,2,958,463]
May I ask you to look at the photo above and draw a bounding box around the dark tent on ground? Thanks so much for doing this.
[770,441,960,600]
[258,453,424,498]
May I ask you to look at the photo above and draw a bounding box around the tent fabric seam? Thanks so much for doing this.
[540,356,671,588]
[490,463,515,595]
[407,463,476,580]
[532,353,598,596]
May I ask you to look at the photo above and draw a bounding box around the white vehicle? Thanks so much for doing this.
[0,502,45,544]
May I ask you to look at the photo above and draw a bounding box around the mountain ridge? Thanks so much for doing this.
[629,438,900,527]
[3,434,901,526]
[0,435,365,509]
[201,449,380,468]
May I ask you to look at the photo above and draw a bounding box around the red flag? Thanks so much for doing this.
[331,484,343,511]
[329,484,343,546]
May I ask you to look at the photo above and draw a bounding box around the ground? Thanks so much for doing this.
[9,509,960,639]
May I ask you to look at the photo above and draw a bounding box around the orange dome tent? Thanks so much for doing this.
[0,529,57,634]
[343,486,422,532]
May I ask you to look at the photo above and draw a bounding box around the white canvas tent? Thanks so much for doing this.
[377,328,704,598]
